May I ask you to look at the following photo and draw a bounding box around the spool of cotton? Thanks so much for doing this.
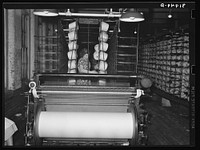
[93,51,108,61]
[68,41,78,50]
[98,61,108,71]
[68,31,78,41]
[68,60,77,69]
[68,50,77,60]
[98,32,108,42]
[99,21,109,32]
[94,42,108,52]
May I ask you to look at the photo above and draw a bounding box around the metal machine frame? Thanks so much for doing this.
[24,73,149,146]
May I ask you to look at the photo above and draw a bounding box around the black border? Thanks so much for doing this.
[2,1,196,149]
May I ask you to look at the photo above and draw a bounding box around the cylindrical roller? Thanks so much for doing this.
[37,112,134,139]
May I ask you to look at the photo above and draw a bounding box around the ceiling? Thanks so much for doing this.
[57,7,191,39]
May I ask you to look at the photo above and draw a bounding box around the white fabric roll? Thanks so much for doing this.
[68,41,78,50]
[68,31,78,41]
[99,70,107,74]
[99,22,109,32]
[98,32,108,42]
[69,21,78,31]
[38,112,134,139]
[94,42,108,52]
[68,60,77,69]
[67,69,77,73]
[68,50,77,60]
[98,61,108,71]
[93,51,108,61]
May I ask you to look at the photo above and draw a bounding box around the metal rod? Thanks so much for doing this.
[39,90,133,95]
[45,102,129,106]
[44,138,128,142]
[58,12,121,18]
[39,85,136,89]
[35,73,141,79]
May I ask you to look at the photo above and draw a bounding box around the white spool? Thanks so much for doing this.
[93,51,108,61]
[38,112,134,139]
[67,50,77,60]
[99,70,107,74]
[98,61,108,71]
[68,41,78,50]
[68,31,78,41]
[69,21,78,31]
[98,32,108,42]
[94,42,108,52]
[68,60,77,69]
[100,22,109,32]
[67,69,77,73]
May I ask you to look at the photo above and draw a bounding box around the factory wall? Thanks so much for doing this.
[4,9,35,93]
[5,9,22,91]
[4,9,36,118]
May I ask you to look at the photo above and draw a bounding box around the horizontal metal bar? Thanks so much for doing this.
[118,45,137,48]
[36,51,59,53]
[117,70,134,73]
[45,102,129,106]
[118,62,137,65]
[39,44,58,46]
[44,138,128,142]
[39,86,136,91]
[117,54,136,57]
[35,73,140,79]
[35,35,60,38]
[39,90,133,95]
[58,12,121,18]
[117,36,137,39]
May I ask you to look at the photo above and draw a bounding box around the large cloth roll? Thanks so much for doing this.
[38,112,134,139]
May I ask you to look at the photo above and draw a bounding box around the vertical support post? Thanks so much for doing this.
[136,23,139,74]
[29,9,35,78]
[4,9,8,91]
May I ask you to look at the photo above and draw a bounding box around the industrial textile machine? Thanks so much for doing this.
[24,73,150,146]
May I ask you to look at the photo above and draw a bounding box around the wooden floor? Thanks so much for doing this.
[143,96,190,145]
[4,90,190,147]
